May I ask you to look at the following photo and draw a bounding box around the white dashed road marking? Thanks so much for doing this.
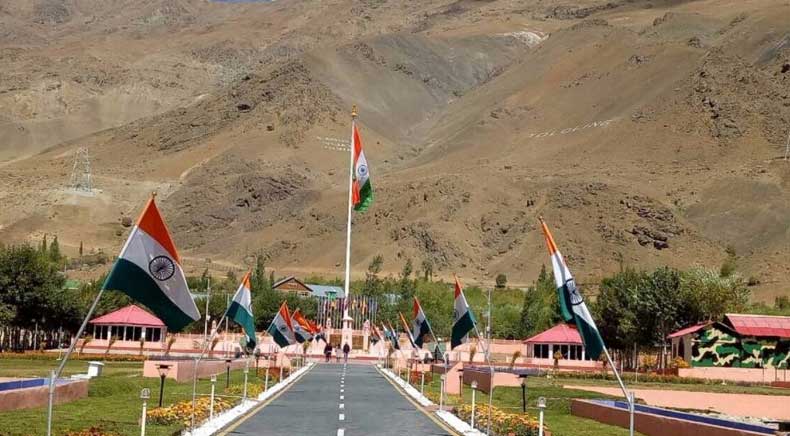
[337,430,345,436]
[339,413,345,421]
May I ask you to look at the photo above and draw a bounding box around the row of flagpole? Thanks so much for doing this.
[45,107,634,436]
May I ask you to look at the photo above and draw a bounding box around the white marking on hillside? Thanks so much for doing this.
[500,30,548,47]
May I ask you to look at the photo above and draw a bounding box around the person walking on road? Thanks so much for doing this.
[324,343,332,362]
[343,343,350,363]
[335,344,341,363]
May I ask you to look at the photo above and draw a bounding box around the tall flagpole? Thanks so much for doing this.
[343,106,357,320]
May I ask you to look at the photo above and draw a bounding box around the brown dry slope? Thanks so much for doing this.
[0,0,788,300]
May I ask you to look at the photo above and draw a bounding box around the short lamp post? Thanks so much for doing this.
[458,369,464,399]
[264,354,270,391]
[439,375,446,411]
[254,349,261,377]
[140,388,150,436]
[156,364,171,408]
[225,358,232,389]
[537,396,547,436]
[209,375,217,421]
[242,361,249,402]
[470,380,478,429]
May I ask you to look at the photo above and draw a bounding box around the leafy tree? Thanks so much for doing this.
[0,244,81,331]
[363,255,384,296]
[495,273,508,289]
[49,236,62,264]
[250,254,269,293]
[720,245,737,278]
[519,265,560,338]
[421,258,433,282]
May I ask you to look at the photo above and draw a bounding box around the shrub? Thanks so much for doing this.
[510,351,522,368]
[456,403,542,436]
[225,383,263,398]
[670,356,690,369]
[147,397,233,426]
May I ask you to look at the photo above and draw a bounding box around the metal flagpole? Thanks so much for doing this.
[189,313,228,431]
[203,277,211,347]
[601,346,635,436]
[342,106,357,321]
[471,322,496,436]
[47,273,109,436]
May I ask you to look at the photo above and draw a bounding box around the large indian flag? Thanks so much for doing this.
[451,276,476,350]
[103,197,199,331]
[351,123,373,212]
[291,309,313,343]
[540,218,605,360]
[267,302,296,348]
[226,272,256,350]
[411,298,431,348]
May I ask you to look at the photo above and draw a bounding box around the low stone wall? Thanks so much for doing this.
[679,367,790,384]
[0,379,89,412]
[143,359,249,383]
[571,399,769,436]
[462,367,522,394]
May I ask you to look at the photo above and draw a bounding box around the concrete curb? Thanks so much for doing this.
[379,366,484,436]
[183,362,315,436]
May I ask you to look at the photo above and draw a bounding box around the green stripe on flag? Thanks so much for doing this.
[268,323,291,348]
[354,179,373,212]
[104,259,194,331]
[451,311,475,349]
[226,301,256,349]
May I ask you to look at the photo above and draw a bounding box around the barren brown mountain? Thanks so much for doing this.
[1,0,788,299]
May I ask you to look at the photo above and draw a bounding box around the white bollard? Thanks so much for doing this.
[243,362,249,403]
[439,375,445,411]
[209,375,216,421]
[140,388,150,436]
[628,391,635,436]
[538,397,546,436]
[470,381,478,429]
[279,366,284,383]
[420,372,425,395]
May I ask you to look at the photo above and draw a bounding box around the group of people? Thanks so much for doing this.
[323,342,350,363]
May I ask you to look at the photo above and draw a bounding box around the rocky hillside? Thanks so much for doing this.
[0,0,788,299]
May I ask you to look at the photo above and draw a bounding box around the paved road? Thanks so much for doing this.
[225,363,454,436]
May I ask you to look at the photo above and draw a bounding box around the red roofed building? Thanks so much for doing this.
[90,305,166,343]
[524,323,593,362]
[667,314,790,369]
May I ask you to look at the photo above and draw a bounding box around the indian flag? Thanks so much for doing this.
[351,123,373,212]
[385,322,400,350]
[225,272,256,350]
[370,323,382,345]
[103,196,199,331]
[540,218,605,360]
[291,309,313,343]
[411,298,431,348]
[399,312,418,349]
[267,302,296,348]
[451,276,476,350]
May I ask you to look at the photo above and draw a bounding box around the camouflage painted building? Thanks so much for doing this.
[668,314,790,369]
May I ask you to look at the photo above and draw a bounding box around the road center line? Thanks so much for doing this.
[340,395,344,400]
[339,413,345,421]
[339,403,344,409]
[337,429,345,436]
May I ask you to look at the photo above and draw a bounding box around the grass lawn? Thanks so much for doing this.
[554,373,790,396]
[412,373,646,436]
[0,358,267,436]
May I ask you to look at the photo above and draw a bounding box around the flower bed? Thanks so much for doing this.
[225,383,263,398]
[455,404,544,436]
[146,397,233,426]
[3,351,147,362]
